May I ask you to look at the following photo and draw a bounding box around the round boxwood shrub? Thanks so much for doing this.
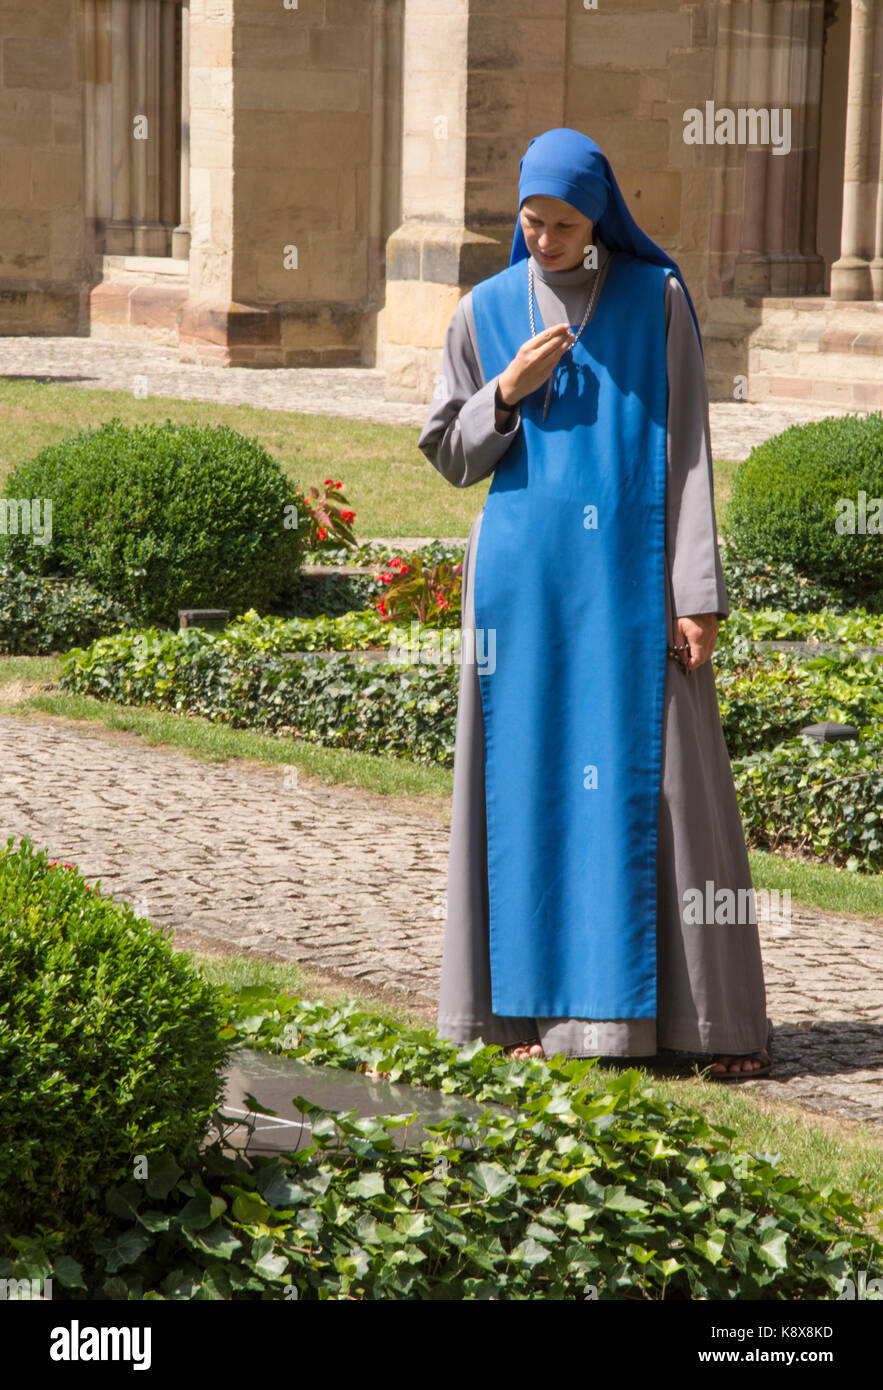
[728,411,883,601]
[0,419,304,627]
[0,835,234,1254]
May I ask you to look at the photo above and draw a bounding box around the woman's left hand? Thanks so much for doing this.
[676,613,719,670]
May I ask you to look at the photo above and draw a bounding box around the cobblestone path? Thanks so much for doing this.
[1,711,881,1131]
[0,334,867,461]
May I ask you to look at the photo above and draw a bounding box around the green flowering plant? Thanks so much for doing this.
[294,478,357,552]
[374,555,462,626]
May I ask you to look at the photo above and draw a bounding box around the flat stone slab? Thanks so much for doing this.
[299,565,377,577]
[279,649,391,664]
[753,640,883,657]
[220,1046,503,1155]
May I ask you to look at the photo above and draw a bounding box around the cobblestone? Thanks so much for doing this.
[1,710,881,1131]
[0,334,868,462]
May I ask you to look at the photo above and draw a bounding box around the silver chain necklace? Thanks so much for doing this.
[529,253,605,421]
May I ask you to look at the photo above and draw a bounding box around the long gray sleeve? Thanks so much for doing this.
[417,293,521,488]
[665,276,730,620]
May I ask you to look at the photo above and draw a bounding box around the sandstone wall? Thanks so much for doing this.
[0,0,85,333]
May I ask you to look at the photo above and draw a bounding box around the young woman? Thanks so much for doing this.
[418,128,771,1080]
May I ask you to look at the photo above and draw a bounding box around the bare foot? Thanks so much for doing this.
[709,1053,766,1076]
[506,1042,546,1060]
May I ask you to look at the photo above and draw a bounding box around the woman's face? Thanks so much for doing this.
[519,196,594,270]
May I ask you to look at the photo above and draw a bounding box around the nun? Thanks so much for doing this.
[417,128,772,1080]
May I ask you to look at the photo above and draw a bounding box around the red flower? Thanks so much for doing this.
[335,480,342,489]
[380,571,393,585]
[340,510,355,523]
[437,596,450,610]
[375,598,387,615]
[317,527,327,541]
[323,478,334,487]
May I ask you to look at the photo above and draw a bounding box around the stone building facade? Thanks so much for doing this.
[0,0,881,407]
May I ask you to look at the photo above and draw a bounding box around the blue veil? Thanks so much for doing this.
[509,127,703,359]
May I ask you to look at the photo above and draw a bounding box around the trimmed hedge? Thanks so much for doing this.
[0,563,136,655]
[0,419,304,627]
[728,413,883,601]
[272,572,379,619]
[718,540,853,615]
[0,837,233,1255]
[58,617,460,766]
[57,610,883,869]
[733,735,883,872]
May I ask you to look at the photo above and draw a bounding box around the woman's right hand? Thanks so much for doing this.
[497,324,576,406]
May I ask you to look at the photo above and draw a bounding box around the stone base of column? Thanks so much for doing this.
[703,293,883,408]
[90,282,189,345]
[105,222,173,258]
[830,256,873,301]
[0,282,84,336]
[382,222,506,401]
[177,300,364,367]
[171,227,191,261]
[734,252,826,297]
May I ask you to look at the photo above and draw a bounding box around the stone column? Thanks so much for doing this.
[716,0,827,297]
[383,0,569,400]
[104,0,180,256]
[831,0,883,299]
[171,0,191,259]
[83,0,113,259]
[104,0,133,251]
[180,0,400,368]
[178,0,235,354]
[0,0,85,334]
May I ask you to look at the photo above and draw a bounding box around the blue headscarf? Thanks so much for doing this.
[510,127,703,359]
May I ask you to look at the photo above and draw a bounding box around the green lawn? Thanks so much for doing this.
[0,378,740,538]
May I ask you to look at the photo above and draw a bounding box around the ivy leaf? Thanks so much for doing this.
[470,1163,516,1198]
[145,1152,185,1200]
[53,1255,87,1290]
[348,1172,387,1199]
[602,1186,648,1214]
[692,1229,727,1265]
[232,1192,273,1226]
[757,1228,789,1269]
[258,1168,309,1209]
[253,1250,289,1281]
[186,1223,243,1260]
[511,1237,551,1267]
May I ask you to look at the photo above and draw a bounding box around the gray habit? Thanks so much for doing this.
[417,236,768,1058]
